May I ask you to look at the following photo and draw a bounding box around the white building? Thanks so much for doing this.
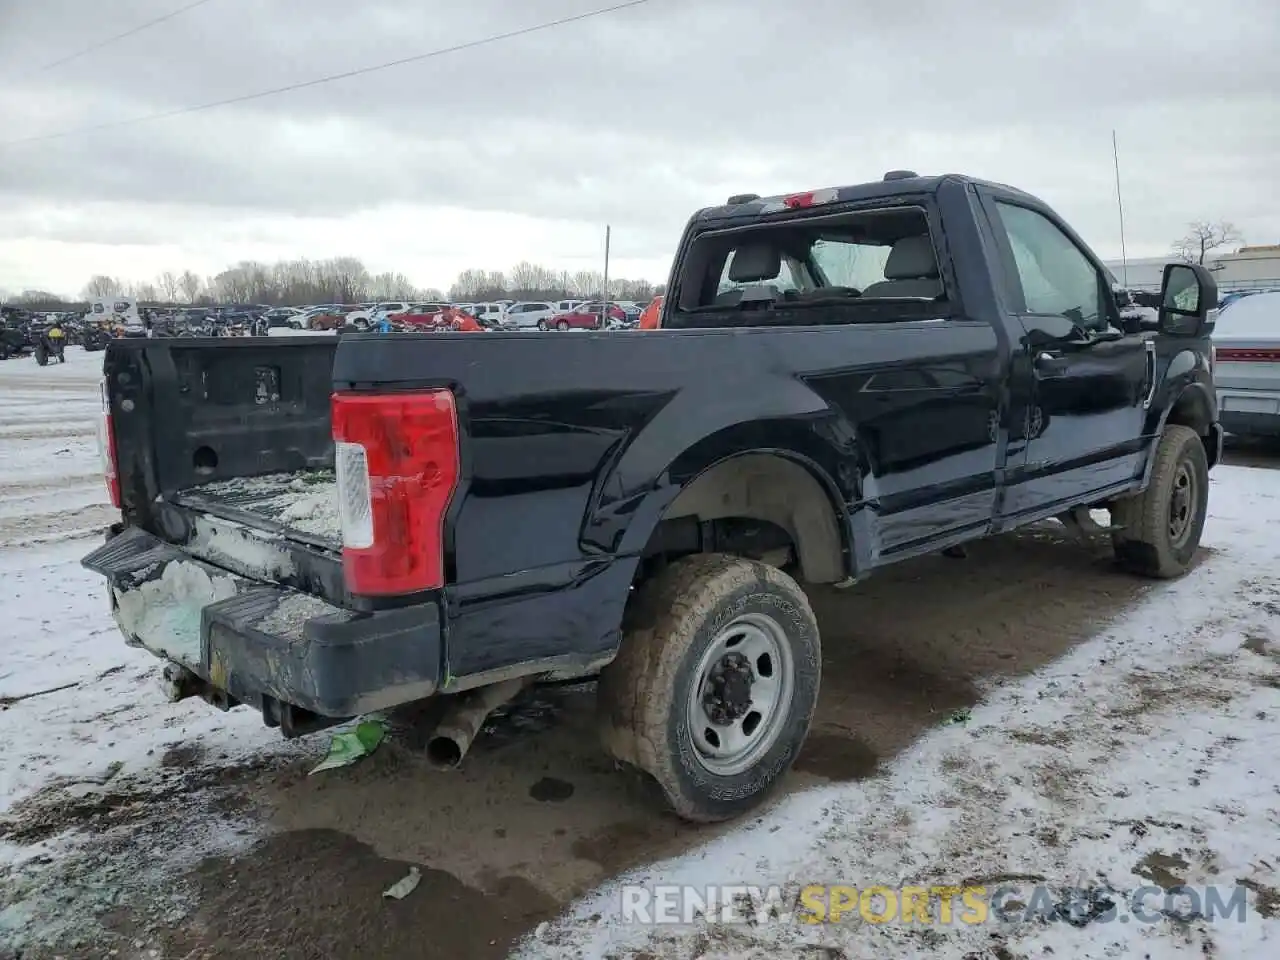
[1103,245,1280,294]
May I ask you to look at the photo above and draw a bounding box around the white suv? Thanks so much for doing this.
[468,302,508,327]
[504,301,557,330]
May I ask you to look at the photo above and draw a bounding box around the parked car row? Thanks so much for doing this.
[3,293,669,350]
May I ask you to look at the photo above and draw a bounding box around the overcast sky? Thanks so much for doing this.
[1,0,1277,298]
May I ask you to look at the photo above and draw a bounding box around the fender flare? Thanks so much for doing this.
[599,420,855,581]
[1142,379,1218,487]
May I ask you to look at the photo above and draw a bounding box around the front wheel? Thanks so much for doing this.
[597,554,821,822]
[537,320,548,331]
[1111,424,1209,578]
[556,320,569,331]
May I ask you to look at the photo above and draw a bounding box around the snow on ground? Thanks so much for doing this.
[0,348,117,548]
[0,539,289,818]
[0,349,311,951]
[0,348,291,824]
[522,468,1280,960]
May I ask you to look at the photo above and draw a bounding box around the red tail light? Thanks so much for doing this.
[331,390,460,596]
[97,377,121,509]
[1214,347,1280,362]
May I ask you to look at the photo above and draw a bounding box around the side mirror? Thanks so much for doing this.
[1158,262,1218,336]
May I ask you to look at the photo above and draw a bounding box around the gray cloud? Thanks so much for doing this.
[1,0,1277,289]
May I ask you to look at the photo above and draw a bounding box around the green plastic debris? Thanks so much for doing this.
[309,719,387,775]
[942,709,972,726]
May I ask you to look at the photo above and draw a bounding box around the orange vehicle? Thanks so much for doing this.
[638,294,664,329]
[449,309,483,332]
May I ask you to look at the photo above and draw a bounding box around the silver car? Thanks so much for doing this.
[1212,291,1280,439]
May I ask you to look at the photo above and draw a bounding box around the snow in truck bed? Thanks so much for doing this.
[174,470,341,546]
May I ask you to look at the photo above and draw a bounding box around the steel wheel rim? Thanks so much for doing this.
[686,612,795,776]
[1168,461,1197,547]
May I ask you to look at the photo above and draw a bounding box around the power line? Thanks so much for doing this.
[1,0,656,148]
[30,0,219,73]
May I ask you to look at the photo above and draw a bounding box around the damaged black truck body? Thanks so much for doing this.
[85,172,1221,822]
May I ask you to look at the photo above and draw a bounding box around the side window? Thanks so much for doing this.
[995,202,1108,330]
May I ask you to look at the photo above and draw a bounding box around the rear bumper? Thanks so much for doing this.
[82,527,441,728]
[1218,388,1280,438]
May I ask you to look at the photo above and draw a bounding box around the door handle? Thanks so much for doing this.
[1034,351,1070,376]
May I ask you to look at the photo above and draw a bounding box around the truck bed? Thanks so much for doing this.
[171,469,341,549]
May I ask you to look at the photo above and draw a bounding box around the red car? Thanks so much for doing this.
[546,302,625,331]
[394,303,484,332]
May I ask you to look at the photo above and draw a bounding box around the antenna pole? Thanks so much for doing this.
[1112,130,1129,287]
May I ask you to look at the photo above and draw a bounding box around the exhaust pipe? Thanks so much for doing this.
[426,678,527,768]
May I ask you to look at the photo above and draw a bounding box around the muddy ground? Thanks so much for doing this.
[3,518,1201,960]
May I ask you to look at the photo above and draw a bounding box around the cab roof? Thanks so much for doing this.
[693,172,1037,223]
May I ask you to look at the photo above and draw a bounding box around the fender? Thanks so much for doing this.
[1139,346,1218,488]
[580,376,858,564]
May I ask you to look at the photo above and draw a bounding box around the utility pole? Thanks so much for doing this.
[602,225,611,308]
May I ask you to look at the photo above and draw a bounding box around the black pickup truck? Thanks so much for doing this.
[83,171,1220,823]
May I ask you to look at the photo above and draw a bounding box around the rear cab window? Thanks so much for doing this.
[667,203,948,328]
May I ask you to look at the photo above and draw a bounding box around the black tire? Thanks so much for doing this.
[537,320,548,331]
[1111,424,1208,578]
[556,320,569,331]
[597,553,821,822]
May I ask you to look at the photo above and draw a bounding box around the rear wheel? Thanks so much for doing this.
[597,554,821,822]
[1111,424,1208,578]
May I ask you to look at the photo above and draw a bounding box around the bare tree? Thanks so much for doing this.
[481,271,507,299]
[325,257,371,303]
[509,261,559,295]
[81,258,660,309]
[572,270,605,299]
[508,261,540,294]
[369,271,417,299]
[448,269,486,300]
[10,290,69,310]
[178,270,203,303]
[1172,221,1243,265]
[156,271,180,303]
[82,275,122,299]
